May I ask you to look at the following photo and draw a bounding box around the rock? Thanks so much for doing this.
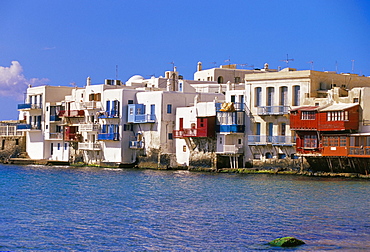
[268,237,305,247]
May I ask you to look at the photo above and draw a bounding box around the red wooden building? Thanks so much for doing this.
[173,116,216,138]
[290,103,359,155]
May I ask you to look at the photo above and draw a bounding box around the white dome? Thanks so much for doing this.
[127,75,145,83]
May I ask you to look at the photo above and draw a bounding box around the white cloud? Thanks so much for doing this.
[0,61,49,100]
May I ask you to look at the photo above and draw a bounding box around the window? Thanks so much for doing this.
[280,86,288,106]
[238,139,242,145]
[301,111,316,120]
[168,133,173,140]
[167,104,172,114]
[293,85,300,106]
[64,143,68,150]
[57,143,60,150]
[353,98,359,103]
[267,87,274,106]
[235,77,241,83]
[231,95,236,103]
[51,143,53,155]
[178,82,183,92]
[128,100,134,104]
[255,87,262,107]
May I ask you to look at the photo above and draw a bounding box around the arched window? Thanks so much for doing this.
[293,85,300,106]
[217,76,224,84]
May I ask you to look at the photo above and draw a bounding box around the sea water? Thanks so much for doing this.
[0,164,369,251]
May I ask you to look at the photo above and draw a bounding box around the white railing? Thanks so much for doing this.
[0,126,22,136]
[80,101,103,110]
[248,135,296,145]
[78,142,101,150]
[49,133,63,139]
[79,124,100,132]
[217,145,243,154]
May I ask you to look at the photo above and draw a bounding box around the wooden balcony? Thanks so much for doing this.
[58,110,85,117]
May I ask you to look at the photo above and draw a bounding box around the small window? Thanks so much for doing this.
[168,133,173,140]
[353,98,359,103]
[128,100,134,104]
[183,145,186,152]
[64,143,68,150]
[167,104,172,114]
[238,139,242,145]
[51,143,53,155]
[57,143,60,150]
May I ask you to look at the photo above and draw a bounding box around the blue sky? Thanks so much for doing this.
[0,0,369,120]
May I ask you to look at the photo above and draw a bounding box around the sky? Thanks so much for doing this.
[0,0,369,120]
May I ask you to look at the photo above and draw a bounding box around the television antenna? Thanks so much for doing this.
[280,54,294,67]
[307,61,314,70]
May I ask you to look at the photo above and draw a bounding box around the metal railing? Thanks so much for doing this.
[79,124,100,132]
[78,142,101,150]
[18,103,42,110]
[248,135,296,145]
[217,145,243,154]
[257,106,290,115]
[0,126,22,136]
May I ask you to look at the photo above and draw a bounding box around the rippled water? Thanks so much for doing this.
[0,165,369,251]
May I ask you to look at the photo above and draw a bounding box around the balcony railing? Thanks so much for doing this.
[173,128,208,138]
[79,124,100,132]
[16,124,41,130]
[97,110,120,118]
[50,115,60,122]
[18,103,42,110]
[80,101,103,110]
[129,141,144,149]
[257,106,290,115]
[128,114,156,123]
[0,126,22,136]
[216,102,244,112]
[78,142,101,150]
[248,135,296,146]
[49,133,63,140]
[217,145,243,154]
[216,125,245,133]
[58,110,85,117]
[65,133,82,142]
[97,133,119,141]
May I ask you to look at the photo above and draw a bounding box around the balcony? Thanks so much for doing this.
[217,145,243,154]
[80,101,103,110]
[0,126,22,136]
[49,133,63,140]
[127,104,156,123]
[65,133,82,142]
[216,125,245,133]
[79,124,100,132]
[216,102,244,112]
[78,142,101,151]
[257,106,290,115]
[18,103,42,110]
[16,124,41,131]
[128,114,156,123]
[173,128,208,138]
[129,140,144,149]
[248,135,296,146]
[58,110,85,117]
[50,115,61,122]
[97,110,119,119]
[97,133,119,141]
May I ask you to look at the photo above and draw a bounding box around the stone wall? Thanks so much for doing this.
[0,135,26,161]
